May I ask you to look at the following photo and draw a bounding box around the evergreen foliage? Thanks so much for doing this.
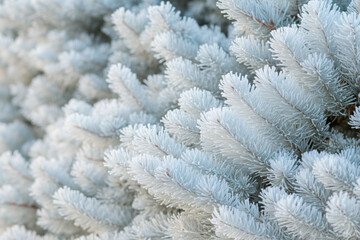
[0,0,359,239]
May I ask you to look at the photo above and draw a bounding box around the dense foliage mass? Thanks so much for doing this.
[0,0,360,239]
